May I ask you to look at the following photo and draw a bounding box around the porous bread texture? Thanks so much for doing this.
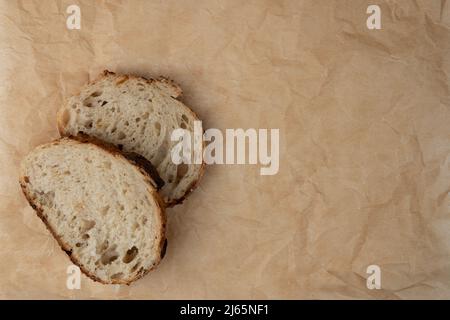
[57,70,204,206]
[19,138,166,284]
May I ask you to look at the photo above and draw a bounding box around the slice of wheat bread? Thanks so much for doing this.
[19,137,166,285]
[57,70,205,206]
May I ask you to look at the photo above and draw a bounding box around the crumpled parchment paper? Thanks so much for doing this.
[0,0,449,299]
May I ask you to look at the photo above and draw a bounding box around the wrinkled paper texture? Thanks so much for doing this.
[0,0,449,299]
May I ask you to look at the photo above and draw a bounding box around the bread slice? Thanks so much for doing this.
[19,136,166,285]
[57,70,205,206]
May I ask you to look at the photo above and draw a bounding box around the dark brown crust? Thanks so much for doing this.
[122,152,165,190]
[56,69,206,207]
[19,137,167,285]
[98,70,182,99]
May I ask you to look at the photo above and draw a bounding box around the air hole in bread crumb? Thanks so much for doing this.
[100,245,118,265]
[118,131,126,140]
[37,190,54,204]
[119,204,125,211]
[176,164,189,181]
[90,91,102,97]
[111,272,124,280]
[85,158,92,163]
[181,114,188,122]
[124,121,129,126]
[84,120,93,129]
[135,117,141,122]
[82,234,90,240]
[154,122,161,135]
[180,122,187,129]
[142,217,147,225]
[111,127,117,134]
[63,170,71,175]
[142,112,149,119]
[100,205,110,216]
[97,240,109,254]
[116,75,129,85]
[82,220,95,233]
[75,242,82,247]
[101,101,108,106]
[122,246,139,263]
[131,262,141,272]
[71,104,77,109]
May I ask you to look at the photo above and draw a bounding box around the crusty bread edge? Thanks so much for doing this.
[164,158,206,207]
[56,70,206,207]
[19,137,167,285]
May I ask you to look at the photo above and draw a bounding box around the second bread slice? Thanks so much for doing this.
[57,70,204,206]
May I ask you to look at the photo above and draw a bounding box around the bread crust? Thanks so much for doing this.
[19,137,167,285]
[56,70,206,207]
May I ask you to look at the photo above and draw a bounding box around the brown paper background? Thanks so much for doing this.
[0,0,449,299]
